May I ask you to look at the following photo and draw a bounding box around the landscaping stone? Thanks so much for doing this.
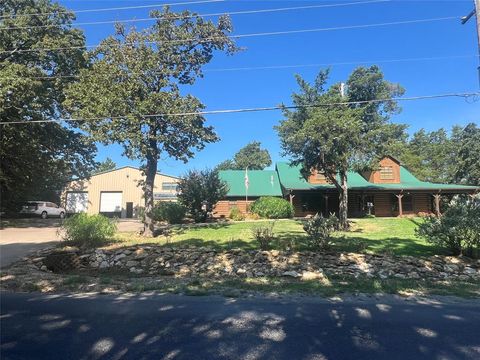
[283,271,301,278]
[21,245,480,282]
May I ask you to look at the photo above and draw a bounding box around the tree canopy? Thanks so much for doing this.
[277,67,405,228]
[216,141,272,170]
[94,158,117,174]
[397,123,480,185]
[0,0,97,211]
[64,7,237,235]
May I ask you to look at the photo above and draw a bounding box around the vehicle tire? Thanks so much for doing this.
[59,212,65,219]
[41,211,48,219]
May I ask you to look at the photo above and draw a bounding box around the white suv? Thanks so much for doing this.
[20,201,66,219]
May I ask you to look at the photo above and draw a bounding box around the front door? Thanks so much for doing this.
[126,202,133,218]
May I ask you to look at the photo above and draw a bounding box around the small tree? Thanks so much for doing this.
[177,169,228,222]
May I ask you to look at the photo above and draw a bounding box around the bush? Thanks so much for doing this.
[151,202,186,224]
[229,207,245,221]
[303,213,339,250]
[177,169,228,223]
[59,213,117,248]
[245,212,261,220]
[251,222,276,250]
[249,197,294,219]
[416,196,480,257]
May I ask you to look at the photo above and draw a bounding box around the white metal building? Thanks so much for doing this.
[62,166,179,218]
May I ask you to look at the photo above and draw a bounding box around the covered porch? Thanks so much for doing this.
[287,189,477,218]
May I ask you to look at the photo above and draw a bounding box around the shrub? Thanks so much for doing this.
[251,222,276,250]
[177,169,228,223]
[416,196,480,257]
[245,212,261,220]
[151,202,186,224]
[303,213,339,250]
[229,207,245,221]
[59,213,117,248]
[249,197,294,219]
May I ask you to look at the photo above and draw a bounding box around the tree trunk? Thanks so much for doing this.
[338,170,348,230]
[143,154,157,237]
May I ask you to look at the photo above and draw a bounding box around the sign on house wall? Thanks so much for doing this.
[153,192,177,201]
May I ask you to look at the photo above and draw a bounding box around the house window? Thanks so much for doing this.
[315,172,326,181]
[161,182,178,191]
[301,194,325,213]
[403,195,413,212]
[379,166,394,180]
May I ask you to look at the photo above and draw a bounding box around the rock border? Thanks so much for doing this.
[29,245,480,282]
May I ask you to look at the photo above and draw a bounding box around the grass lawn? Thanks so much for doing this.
[56,273,480,298]
[112,217,442,257]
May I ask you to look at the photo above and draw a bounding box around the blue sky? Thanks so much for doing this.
[60,0,480,176]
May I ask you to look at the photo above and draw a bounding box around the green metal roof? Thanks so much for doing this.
[219,170,283,197]
[276,162,478,192]
[275,162,372,190]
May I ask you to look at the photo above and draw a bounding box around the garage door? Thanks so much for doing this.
[100,192,122,213]
[66,192,88,213]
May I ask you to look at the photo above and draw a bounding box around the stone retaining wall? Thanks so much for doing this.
[32,246,480,282]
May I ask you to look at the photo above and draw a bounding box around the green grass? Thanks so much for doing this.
[335,217,443,256]
[55,273,480,298]
[112,217,440,257]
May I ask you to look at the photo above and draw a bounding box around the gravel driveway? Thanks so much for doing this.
[0,218,143,268]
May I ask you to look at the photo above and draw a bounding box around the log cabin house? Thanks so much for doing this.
[214,156,478,218]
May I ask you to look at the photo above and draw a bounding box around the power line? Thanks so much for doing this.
[2,92,478,125]
[0,0,222,19]
[0,0,389,30]
[205,54,480,72]
[0,15,460,55]
[12,54,479,80]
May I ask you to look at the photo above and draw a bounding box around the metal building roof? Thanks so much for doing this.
[218,170,283,197]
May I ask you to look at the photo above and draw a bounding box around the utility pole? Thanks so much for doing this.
[462,0,480,85]
[340,82,346,98]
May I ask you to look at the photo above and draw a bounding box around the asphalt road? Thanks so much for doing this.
[1,292,479,360]
[0,219,143,268]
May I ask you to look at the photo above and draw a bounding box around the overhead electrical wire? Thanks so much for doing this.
[0,15,461,55]
[1,92,478,125]
[10,54,479,80]
[0,0,389,30]
[0,0,223,19]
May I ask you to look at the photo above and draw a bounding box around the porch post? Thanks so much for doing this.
[395,192,404,217]
[433,192,441,217]
[323,194,329,216]
[289,193,295,206]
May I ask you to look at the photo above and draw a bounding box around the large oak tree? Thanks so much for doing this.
[64,8,237,235]
[0,0,97,211]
